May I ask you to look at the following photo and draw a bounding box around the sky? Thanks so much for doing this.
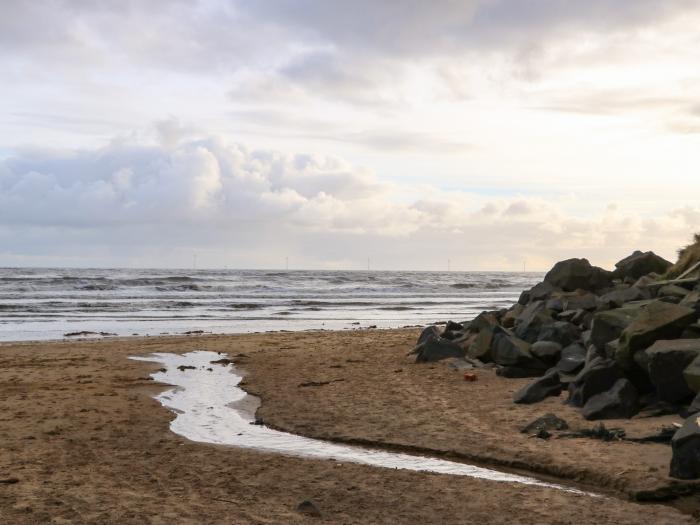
[1,0,700,271]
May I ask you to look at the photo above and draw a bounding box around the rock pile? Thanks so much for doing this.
[408,249,700,479]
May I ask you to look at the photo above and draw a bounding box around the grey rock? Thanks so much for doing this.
[537,321,581,348]
[411,335,465,363]
[531,341,562,362]
[556,343,587,374]
[613,250,672,280]
[519,281,560,305]
[567,356,624,407]
[616,300,697,370]
[646,339,700,403]
[417,325,442,345]
[544,258,613,292]
[581,378,639,420]
[670,415,700,479]
[590,306,643,351]
[513,369,563,404]
[520,413,569,434]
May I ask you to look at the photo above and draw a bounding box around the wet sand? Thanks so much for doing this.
[0,330,696,524]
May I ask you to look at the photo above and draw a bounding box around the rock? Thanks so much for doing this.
[530,341,562,362]
[613,250,672,280]
[683,354,700,394]
[467,328,494,361]
[513,369,563,404]
[520,413,569,434]
[684,392,700,416]
[567,357,624,407]
[518,281,560,305]
[536,321,581,348]
[496,366,547,378]
[491,330,544,370]
[469,311,499,333]
[555,343,587,374]
[411,335,465,363]
[646,339,700,403]
[514,301,554,343]
[445,320,463,332]
[616,300,697,370]
[297,500,322,517]
[589,306,643,351]
[658,284,691,300]
[581,378,639,420]
[502,303,525,328]
[443,357,476,371]
[680,291,700,312]
[543,258,613,292]
[599,286,650,309]
[561,292,599,311]
[417,325,442,345]
[670,415,700,479]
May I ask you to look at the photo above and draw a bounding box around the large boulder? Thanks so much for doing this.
[616,300,697,370]
[536,321,581,348]
[417,325,442,345]
[646,340,700,403]
[544,258,613,292]
[490,329,544,370]
[530,341,562,363]
[613,250,672,280]
[513,301,554,343]
[598,286,650,309]
[684,355,700,394]
[670,415,700,479]
[513,369,563,404]
[518,281,560,305]
[589,306,644,352]
[581,378,639,420]
[555,343,587,375]
[411,335,465,363]
[567,356,624,407]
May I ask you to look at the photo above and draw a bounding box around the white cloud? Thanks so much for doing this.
[0,133,698,270]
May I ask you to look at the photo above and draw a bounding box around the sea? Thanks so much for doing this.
[0,268,543,342]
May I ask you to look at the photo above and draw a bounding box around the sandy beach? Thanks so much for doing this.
[0,329,697,524]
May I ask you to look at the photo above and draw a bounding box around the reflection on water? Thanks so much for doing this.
[131,351,588,493]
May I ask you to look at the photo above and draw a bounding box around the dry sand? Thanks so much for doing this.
[0,329,697,524]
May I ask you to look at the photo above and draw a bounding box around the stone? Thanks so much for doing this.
[543,258,613,292]
[658,284,691,300]
[491,330,544,370]
[469,311,499,333]
[616,300,697,370]
[518,281,560,305]
[599,286,650,309]
[417,325,442,345]
[514,301,554,343]
[581,378,639,420]
[445,320,464,332]
[502,303,525,328]
[685,393,700,416]
[670,415,700,479]
[467,328,493,361]
[613,250,672,280]
[555,343,587,374]
[536,321,581,348]
[562,292,599,311]
[297,500,322,517]
[683,355,700,394]
[680,291,700,312]
[496,366,548,378]
[567,356,624,407]
[411,335,465,363]
[589,306,643,351]
[530,341,562,362]
[513,369,563,404]
[520,413,569,434]
[646,339,700,403]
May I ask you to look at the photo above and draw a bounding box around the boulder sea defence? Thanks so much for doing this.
[409,242,700,480]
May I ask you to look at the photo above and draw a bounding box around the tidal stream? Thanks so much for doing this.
[131,350,589,493]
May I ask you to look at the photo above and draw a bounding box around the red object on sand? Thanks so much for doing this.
[463,373,477,382]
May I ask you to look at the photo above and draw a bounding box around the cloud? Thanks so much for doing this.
[1,133,698,269]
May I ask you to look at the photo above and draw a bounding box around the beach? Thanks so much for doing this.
[0,330,695,524]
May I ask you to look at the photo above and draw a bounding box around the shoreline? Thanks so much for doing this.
[0,330,695,523]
